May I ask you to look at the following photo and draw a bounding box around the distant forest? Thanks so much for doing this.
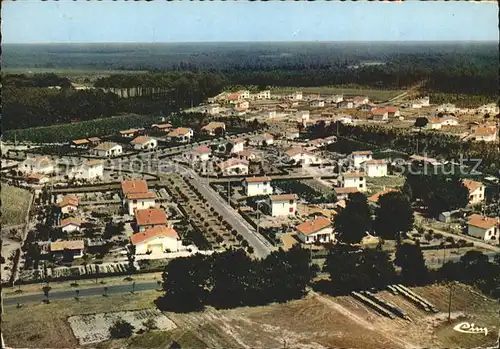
[2,42,498,130]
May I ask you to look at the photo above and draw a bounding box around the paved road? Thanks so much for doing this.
[180,167,274,259]
[3,281,159,306]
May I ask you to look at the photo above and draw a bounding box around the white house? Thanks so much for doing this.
[235,149,262,162]
[228,138,245,153]
[58,217,82,233]
[339,172,367,192]
[386,107,400,118]
[330,94,344,104]
[467,214,499,242]
[296,110,310,124]
[349,150,373,168]
[131,136,157,151]
[403,101,423,109]
[135,208,168,232]
[285,128,300,140]
[218,158,249,176]
[50,240,85,259]
[371,108,389,121]
[284,148,320,165]
[462,179,486,205]
[353,96,369,106]
[437,104,458,113]
[56,195,79,214]
[426,118,443,130]
[296,216,335,244]
[250,133,274,146]
[124,191,156,216]
[204,104,220,115]
[243,176,273,197]
[201,122,226,136]
[119,128,142,138]
[359,103,377,112]
[333,187,359,201]
[188,146,212,162]
[92,142,123,157]
[130,225,180,255]
[338,100,354,109]
[440,116,460,126]
[310,99,325,108]
[19,156,55,174]
[471,126,498,142]
[267,194,298,217]
[250,90,271,100]
[70,159,104,180]
[362,159,388,177]
[167,128,193,143]
[288,91,303,101]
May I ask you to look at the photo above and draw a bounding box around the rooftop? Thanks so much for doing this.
[467,214,498,230]
[368,188,398,203]
[130,225,179,245]
[135,208,168,227]
[50,240,84,252]
[244,176,272,183]
[218,158,249,169]
[94,142,121,151]
[121,180,149,195]
[462,179,484,193]
[333,187,359,195]
[56,195,79,208]
[269,194,298,201]
[131,136,154,145]
[296,216,332,236]
[125,191,156,200]
[59,217,82,227]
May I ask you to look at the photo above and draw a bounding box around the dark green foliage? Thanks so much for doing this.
[334,193,372,244]
[374,192,414,240]
[414,117,428,128]
[109,320,134,339]
[394,243,429,285]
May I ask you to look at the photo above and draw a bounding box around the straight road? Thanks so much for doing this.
[3,281,159,306]
[180,167,274,259]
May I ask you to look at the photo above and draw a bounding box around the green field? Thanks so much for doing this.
[2,67,148,77]
[1,183,32,226]
[3,114,159,143]
[270,86,404,102]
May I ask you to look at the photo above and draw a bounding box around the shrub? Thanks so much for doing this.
[109,319,134,339]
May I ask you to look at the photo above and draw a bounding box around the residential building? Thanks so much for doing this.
[349,150,373,168]
[367,188,398,205]
[204,104,220,115]
[418,96,430,107]
[402,101,423,109]
[125,191,156,216]
[19,156,55,174]
[235,149,262,162]
[228,138,245,153]
[338,100,354,109]
[188,146,212,162]
[234,101,250,110]
[263,108,277,118]
[310,99,325,108]
[151,123,173,133]
[471,126,498,142]
[121,180,149,197]
[308,138,326,149]
[249,90,271,100]
[218,158,249,176]
[58,217,82,233]
[87,137,102,145]
[231,107,247,116]
[56,195,79,214]
[50,240,85,259]
[243,176,273,197]
[467,214,499,242]
[359,103,377,112]
[25,173,49,184]
[135,208,168,232]
[362,159,388,177]
[339,172,367,192]
[287,91,303,101]
[267,194,298,217]
[324,135,338,144]
[130,225,180,255]
[440,116,460,126]
[201,122,226,136]
[284,148,320,165]
[333,187,359,201]
[130,136,158,150]
[71,139,90,148]
[296,110,310,124]
[386,107,400,118]
[353,96,369,106]
[462,179,486,205]
[285,128,300,140]
[92,142,123,157]
[371,108,389,121]
[250,133,274,146]
[426,118,443,130]
[436,104,458,113]
[119,128,142,138]
[296,216,335,244]
[167,127,193,143]
[330,94,344,104]
[74,159,104,180]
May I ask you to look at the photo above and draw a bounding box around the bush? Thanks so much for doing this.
[109,319,134,339]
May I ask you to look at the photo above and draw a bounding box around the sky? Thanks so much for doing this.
[2,1,498,44]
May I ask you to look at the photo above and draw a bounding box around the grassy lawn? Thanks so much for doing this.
[367,175,405,194]
[270,86,403,101]
[0,183,32,226]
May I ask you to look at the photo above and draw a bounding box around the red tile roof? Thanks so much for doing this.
[193,146,211,154]
[125,191,156,200]
[73,139,89,145]
[269,194,298,201]
[462,179,483,193]
[56,195,79,208]
[368,189,398,203]
[135,208,168,227]
[334,187,359,195]
[121,180,148,195]
[467,214,498,230]
[130,225,179,245]
[296,216,332,236]
[131,136,154,145]
[59,217,82,227]
[244,176,272,183]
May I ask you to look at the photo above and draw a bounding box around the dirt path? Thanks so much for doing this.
[311,291,420,349]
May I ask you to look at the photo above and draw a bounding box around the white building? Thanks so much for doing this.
[339,172,367,192]
[362,159,388,177]
[310,100,325,108]
[130,136,157,151]
[56,195,79,214]
[135,208,168,232]
[218,158,249,176]
[296,110,310,123]
[333,187,359,201]
[92,142,123,157]
[471,126,498,142]
[188,146,212,162]
[288,91,303,101]
[58,217,82,233]
[124,191,156,216]
[167,128,193,143]
[204,104,220,115]
[229,138,245,153]
[463,179,486,205]
[437,104,458,113]
[267,194,298,217]
[440,116,460,126]
[284,148,320,165]
[250,133,274,146]
[296,216,335,244]
[130,225,180,255]
[467,214,499,242]
[330,94,343,104]
[70,159,104,180]
[201,122,226,136]
[250,90,271,100]
[285,128,300,140]
[349,150,373,168]
[426,118,443,130]
[50,240,85,259]
[403,101,423,109]
[338,100,354,109]
[19,156,55,174]
[243,176,273,197]
[371,108,389,121]
[353,96,369,106]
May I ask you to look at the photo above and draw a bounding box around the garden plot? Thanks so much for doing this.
[68,308,177,345]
